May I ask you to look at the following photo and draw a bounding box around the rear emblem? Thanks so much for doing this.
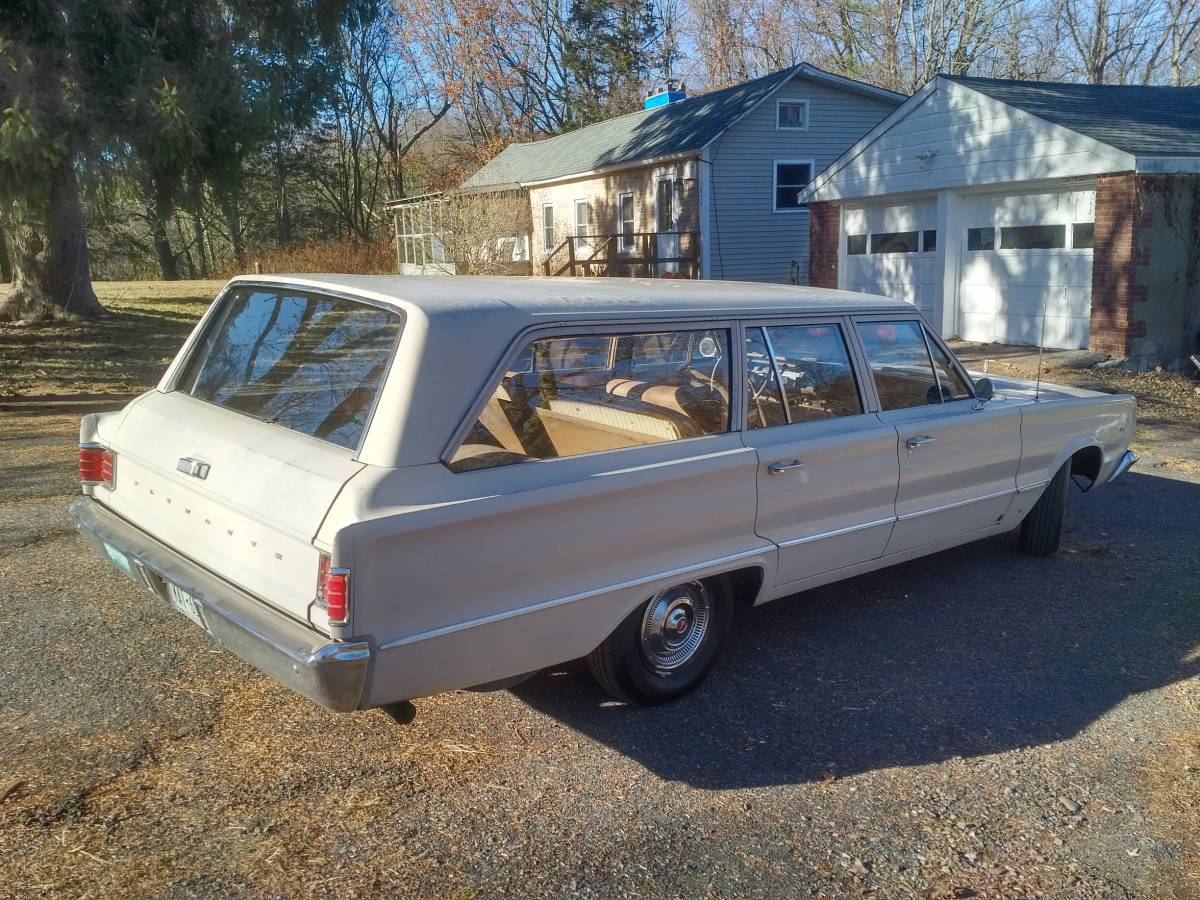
[177,458,211,480]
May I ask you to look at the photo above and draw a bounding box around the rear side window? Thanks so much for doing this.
[178,288,401,450]
[448,328,731,471]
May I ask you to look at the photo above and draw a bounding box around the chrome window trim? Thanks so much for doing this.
[378,543,775,651]
[917,321,945,404]
[920,324,978,400]
[759,324,792,425]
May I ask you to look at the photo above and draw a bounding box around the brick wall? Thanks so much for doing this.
[1089,172,1150,357]
[527,160,700,274]
[807,201,840,288]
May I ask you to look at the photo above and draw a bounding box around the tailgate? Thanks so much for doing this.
[97,390,363,624]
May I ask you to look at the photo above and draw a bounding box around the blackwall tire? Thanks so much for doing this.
[586,578,734,704]
[1019,460,1070,556]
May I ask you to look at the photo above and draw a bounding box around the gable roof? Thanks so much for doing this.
[944,76,1200,157]
[459,65,904,191]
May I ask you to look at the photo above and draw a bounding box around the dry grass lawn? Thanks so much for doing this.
[0,281,224,399]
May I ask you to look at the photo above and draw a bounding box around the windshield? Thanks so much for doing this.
[177,287,402,450]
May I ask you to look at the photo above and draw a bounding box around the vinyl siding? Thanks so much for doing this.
[810,80,1135,201]
[707,75,900,284]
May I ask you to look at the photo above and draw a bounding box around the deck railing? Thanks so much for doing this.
[543,232,700,278]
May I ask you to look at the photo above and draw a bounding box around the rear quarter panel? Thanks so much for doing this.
[320,436,769,705]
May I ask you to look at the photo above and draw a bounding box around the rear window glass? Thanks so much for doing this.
[177,288,401,450]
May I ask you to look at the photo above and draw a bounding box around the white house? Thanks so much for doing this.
[802,75,1200,366]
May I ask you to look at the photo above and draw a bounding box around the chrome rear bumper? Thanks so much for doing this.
[1106,450,1139,484]
[68,496,369,712]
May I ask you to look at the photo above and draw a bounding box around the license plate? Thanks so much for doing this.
[164,581,210,633]
[103,542,137,579]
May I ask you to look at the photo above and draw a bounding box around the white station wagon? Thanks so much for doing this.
[70,276,1138,717]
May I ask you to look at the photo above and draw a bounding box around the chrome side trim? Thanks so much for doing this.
[1106,450,1139,483]
[897,487,1015,521]
[1016,479,1051,494]
[378,544,775,651]
[776,516,896,549]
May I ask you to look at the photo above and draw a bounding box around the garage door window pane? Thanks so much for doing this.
[1072,222,1095,249]
[967,227,995,251]
[847,234,867,255]
[871,231,918,254]
[760,324,863,425]
[1000,224,1066,250]
[856,320,942,411]
[922,230,937,252]
[448,328,731,471]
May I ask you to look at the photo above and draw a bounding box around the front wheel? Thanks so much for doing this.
[586,579,733,704]
[1019,460,1069,556]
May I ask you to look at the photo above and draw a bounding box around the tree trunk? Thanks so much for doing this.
[0,225,11,283]
[275,143,292,244]
[0,156,105,321]
[192,212,210,279]
[217,191,246,267]
[149,188,181,281]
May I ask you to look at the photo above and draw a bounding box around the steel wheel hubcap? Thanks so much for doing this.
[639,582,711,672]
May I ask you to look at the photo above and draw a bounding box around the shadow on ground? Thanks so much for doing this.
[514,470,1200,788]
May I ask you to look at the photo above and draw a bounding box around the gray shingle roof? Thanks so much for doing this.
[461,66,902,190]
[946,75,1200,157]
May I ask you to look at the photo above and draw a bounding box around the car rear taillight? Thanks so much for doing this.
[80,444,115,489]
[317,552,350,625]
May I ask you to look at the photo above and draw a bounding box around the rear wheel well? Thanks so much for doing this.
[713,565,766,610]
[1070,445,1104,492]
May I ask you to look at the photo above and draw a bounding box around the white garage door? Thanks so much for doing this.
[956,190,1094,349]
[842,200,940,322]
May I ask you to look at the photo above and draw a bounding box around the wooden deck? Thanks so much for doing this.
[543,232,700,278]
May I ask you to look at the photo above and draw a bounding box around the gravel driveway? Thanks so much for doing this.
[2,403,1198,898]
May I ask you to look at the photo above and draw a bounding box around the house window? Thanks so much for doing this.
[776,99,809,131]
[871,231,919,254]
[1072,222,1095,249]
[967,227,995,251]
[574,199,589,241]
[774,161,813,211]
[542,204,555,252]
[619,192,635,250]
[1000,224,1066,250]
[847,234,867,255]
[922,230,937,252]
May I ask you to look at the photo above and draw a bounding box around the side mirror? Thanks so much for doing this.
[974,377,995,401]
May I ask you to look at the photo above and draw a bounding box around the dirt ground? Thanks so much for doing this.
[1,282,1198,898]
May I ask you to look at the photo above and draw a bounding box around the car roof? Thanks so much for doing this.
[226,274,912,323]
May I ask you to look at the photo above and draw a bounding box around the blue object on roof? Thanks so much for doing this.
[645,90,687,109]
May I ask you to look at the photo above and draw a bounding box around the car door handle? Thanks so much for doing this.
[768,459,806,475]
[904,435,937,451]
